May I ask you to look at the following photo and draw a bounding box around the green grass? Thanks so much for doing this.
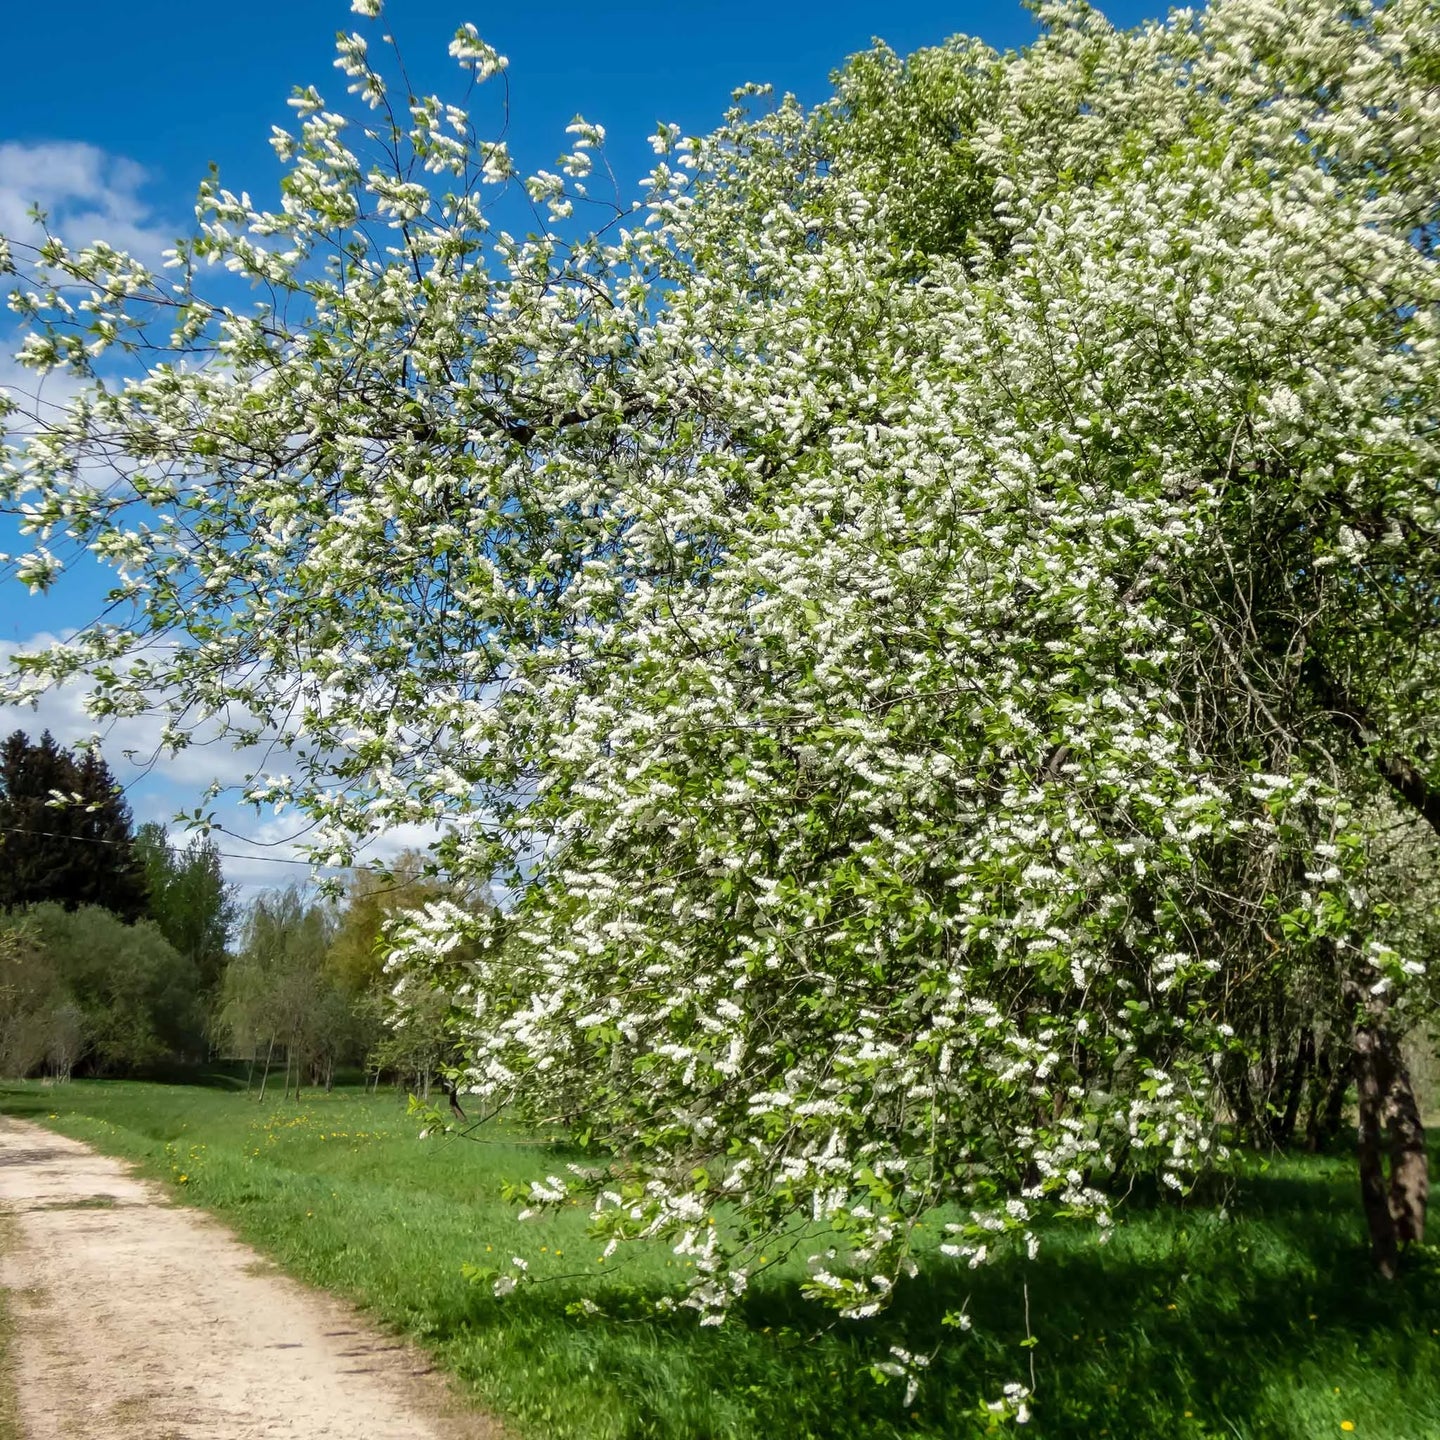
[3,1076,1438,1440]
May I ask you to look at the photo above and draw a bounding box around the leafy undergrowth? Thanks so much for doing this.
[3,1076,1438,1440]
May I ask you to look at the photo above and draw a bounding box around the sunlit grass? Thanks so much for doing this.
[4,1076,1438,1439]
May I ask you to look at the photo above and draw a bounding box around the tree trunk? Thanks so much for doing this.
[1353,1013,1400,1277]
[1223,1050,1258,1139]
[1258,998,1275,1110]
[1320,1048,1351,1145]
[1304,1043,1331,1150]
[257,1036,275,1102]
[1274,1027,1313,1147]
[1347,980,1428,1277]
[1386,1048,1428,1248]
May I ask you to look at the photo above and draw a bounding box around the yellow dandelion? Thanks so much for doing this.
[1341,1424,1355,1433]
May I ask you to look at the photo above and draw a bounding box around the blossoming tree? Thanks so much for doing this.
[3,0,1439,1388]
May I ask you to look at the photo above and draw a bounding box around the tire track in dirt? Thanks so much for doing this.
[0,1117,503,1440]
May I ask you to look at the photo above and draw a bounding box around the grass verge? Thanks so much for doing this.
[3,1076,1438,1440]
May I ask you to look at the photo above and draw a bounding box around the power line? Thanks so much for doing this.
[0,821,511,909]
[0,822,351,871]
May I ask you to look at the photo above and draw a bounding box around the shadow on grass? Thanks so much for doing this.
[6,1078,1437,1439]
[137,1061,253,1089]
[421,1162,1440,1440]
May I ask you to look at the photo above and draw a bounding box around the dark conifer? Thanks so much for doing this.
[0,730,147,920]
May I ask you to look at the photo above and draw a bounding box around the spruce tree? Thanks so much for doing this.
[0,730,147,921]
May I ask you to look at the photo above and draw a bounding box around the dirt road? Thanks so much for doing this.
[0,1116,500,1440]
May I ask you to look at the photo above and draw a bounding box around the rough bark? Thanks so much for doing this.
[1352,1011,1401,1277]
[1346,979,1429,1277]
[1386,1050,1428,1247]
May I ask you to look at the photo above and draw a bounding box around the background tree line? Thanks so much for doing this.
[218,857,465,1101]
[0,726,467,1089]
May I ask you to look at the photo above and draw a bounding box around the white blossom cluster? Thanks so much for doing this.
[3,0,1439,1363]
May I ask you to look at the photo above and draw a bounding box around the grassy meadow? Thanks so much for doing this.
[1,1076,1437,1440]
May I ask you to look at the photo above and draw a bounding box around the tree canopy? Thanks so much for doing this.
[134,822,236,995]
[0,730,147,921]
[3,0,1439,1392]
[0,902,203,1075]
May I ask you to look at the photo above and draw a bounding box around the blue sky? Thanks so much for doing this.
[0,0,1166,891]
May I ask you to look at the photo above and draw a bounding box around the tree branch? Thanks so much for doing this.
[1306,659,1440,839]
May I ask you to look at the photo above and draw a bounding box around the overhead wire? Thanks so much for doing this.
[0,822,349,871]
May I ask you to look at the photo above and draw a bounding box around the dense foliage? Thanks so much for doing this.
[219,862,466,1095]
[0,903,202,1074]
[0,740,235,1073]
[2,0,1439,1399]
[134,822,237,996]
[327,854,467,1093]
[0,730,146,920]
[220,887,349,1094]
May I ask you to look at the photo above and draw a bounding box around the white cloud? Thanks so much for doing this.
[0,141,174,267]
[0,631,256,796]
[0,348,89,436]
[0,633,448,900]
[210,816,446,898]
[0,143,176,443]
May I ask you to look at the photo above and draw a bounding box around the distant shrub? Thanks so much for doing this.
[0,904,203,1076]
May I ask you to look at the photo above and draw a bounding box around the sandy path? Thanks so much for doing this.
[0,1116,502,1440]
